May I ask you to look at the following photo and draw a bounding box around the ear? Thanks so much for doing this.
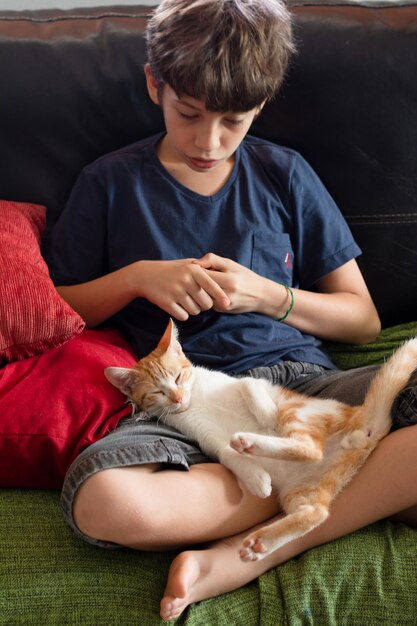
[157,318,183,356]
[104,366,138,397]
[254,100,267,120]
[144,63,160,106]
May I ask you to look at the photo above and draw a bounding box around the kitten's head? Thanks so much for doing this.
[105,319,194,417]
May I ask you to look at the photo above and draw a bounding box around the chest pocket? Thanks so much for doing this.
[251,232,294,285]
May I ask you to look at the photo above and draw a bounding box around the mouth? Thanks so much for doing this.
[188,157,220,170]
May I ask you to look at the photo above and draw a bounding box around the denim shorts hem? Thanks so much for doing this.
[60,426,211,548]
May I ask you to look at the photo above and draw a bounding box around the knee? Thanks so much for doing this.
[72,469,159,547]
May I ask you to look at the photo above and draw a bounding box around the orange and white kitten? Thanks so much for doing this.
[105,319,417,561]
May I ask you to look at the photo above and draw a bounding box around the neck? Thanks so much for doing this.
[156,135,235,196]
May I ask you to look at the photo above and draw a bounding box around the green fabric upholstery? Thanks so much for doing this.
[327,321,417,370]
[2,489,416,625]
[2,322,417,624]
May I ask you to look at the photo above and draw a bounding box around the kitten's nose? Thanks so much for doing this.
[170,390,184,405]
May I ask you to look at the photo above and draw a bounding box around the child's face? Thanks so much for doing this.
[146,66,262,174]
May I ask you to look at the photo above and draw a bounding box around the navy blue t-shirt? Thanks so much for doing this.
[44,133,361,373]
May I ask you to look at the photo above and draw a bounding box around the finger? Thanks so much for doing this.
[204,268,229,290]
[167,302,189,322]
[194,270,230,307]
[193,253,228,271]
[156,294,190,321]
[189,287,214,312]
[179,294,202,316]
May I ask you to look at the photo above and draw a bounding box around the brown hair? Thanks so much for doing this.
[146,0,295,112]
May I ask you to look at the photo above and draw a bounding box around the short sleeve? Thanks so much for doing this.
[43,168,108,286]
[289,154,361,287]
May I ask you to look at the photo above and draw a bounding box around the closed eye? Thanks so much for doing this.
[179,112,198,121]
[225,118,244,126]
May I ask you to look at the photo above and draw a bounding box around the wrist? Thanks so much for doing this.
[125,259,151,299]
[274,283,294,322]
[256,278,292,319]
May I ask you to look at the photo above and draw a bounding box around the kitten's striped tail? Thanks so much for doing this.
[362,337,417,441]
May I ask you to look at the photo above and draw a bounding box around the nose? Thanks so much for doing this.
[194,122,221,153]
[170,389,184,405]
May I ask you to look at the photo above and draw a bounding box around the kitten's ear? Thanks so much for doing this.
[104,366,138,397]
[158,318,183,356]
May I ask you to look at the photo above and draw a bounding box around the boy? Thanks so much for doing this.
[45,0,417,622]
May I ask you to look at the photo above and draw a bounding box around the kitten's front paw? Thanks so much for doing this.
[231,432,256,455]
[239,465,272,498]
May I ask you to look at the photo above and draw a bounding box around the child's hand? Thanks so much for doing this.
[193,253,266,314]
[137,259,230,321]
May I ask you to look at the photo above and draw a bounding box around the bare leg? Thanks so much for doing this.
[73,462,279,549]
[161,424,417,621]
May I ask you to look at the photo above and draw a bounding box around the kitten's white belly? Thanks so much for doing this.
[160,373,348,500]
[161,382,258,460]
[166,400,257,457]
[165,407,329,496]
[261,433,345,493]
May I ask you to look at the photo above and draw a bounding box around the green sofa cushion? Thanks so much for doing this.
[2,489,416,625]
[2,321,417,625]
[327,321,417,370]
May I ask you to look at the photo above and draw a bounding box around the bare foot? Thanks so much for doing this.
[160,523,286,622]
[160,549,213,622]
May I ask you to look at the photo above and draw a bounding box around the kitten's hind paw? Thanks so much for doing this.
[341,429,368,450]
[239,535,269,562]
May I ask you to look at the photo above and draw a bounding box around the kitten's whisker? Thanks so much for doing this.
[155,406,170,426]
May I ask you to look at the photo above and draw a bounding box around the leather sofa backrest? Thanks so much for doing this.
[1,1,416,327]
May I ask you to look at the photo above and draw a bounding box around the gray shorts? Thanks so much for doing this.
[61,360,417,547]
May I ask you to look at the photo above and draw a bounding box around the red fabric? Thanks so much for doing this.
[0,328,137,489]
[0,200,85,364]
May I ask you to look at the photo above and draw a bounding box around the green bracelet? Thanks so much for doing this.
[275,284,294,322]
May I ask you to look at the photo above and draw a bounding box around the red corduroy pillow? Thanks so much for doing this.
[0,328,137,489]
[0,200,85,364]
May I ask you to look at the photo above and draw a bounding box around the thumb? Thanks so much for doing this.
[193,252,225,271]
